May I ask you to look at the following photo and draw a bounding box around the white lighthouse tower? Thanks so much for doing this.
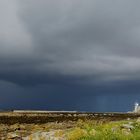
[134,102,139,113]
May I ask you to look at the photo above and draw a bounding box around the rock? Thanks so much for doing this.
[128,122,133,125]
[10,124,20,131]
[23,130,66,140]
[121,124,134,130]
[127,118,131,121]
[111,127,119,133]
[122,129,131,136]
[7,132,21,139]
[136,117,140,122]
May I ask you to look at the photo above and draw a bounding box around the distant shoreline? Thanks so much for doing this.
[0,111,139,124]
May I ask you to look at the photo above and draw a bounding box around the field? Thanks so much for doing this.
[1,111,140,139]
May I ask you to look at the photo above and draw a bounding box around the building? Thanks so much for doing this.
[133,102,140,113]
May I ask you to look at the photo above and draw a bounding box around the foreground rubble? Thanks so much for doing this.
[1,112,140,139]
[1,118,140,139]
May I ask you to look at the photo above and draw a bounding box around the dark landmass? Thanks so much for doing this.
[0,111,139,124]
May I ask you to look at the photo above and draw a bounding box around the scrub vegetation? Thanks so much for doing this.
[65,119,140,140]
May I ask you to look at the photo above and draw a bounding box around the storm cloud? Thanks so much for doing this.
[0,0,140,111]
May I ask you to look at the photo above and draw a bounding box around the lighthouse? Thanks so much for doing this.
[134,102,139,113]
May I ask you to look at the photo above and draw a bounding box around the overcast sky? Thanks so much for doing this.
[0,0,140,112]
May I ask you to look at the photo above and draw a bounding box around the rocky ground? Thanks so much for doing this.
[0,121,76,139]
[1,112,140,139]
[1,118,140,140]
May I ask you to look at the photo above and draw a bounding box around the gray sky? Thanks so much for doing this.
[0,0,140,111]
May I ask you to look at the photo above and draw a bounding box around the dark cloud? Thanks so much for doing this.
[0,0,140,111]
[16,0,140,83]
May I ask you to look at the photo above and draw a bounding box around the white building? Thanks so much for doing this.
[133,102,140,113]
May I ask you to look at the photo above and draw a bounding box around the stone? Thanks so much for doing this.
[7,132,21,139]
[136,117,140,122]
[121,124,134,130]
[23,130,66,140]
[121,129,131,136]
